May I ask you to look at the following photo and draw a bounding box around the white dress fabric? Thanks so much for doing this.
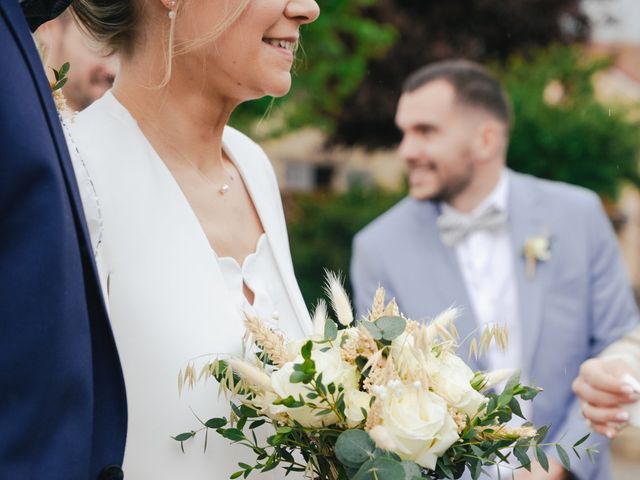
[217,234,298,331]
[67,91,312,479]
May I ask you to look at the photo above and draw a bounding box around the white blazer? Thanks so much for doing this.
[68,91,310,479]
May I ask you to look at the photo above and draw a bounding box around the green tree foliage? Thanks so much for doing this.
[501,46,640,199]
[230,0,397,138]
[329,0,598,147]
[284,186,404,308]
[286,46,640,307]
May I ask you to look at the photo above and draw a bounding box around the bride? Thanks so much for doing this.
[67,0,319,478]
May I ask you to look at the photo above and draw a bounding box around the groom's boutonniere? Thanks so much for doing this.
[523,235,551,280]
[50,62,70,113]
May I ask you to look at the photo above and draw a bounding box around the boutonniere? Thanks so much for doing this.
[523,235,551,279]
[50,62,70,113]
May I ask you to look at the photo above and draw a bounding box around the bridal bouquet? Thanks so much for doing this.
[175,274,592,479]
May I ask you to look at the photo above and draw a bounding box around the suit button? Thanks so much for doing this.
[98,465,124,480]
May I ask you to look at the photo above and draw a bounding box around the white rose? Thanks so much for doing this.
[285,339,308,360]
[374,385,459,470]
[344,389,372,427]
[427,352,487,417]
[270,348,359,428]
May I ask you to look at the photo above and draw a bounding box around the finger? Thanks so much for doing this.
[573,378,636,407]
[589,421,622,439]
[580,359,631,395]
[581,402,629,424]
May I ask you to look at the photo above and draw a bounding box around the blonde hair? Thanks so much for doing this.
[160,0,251,87]
[71,0,252,85]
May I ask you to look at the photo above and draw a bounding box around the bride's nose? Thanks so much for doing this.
[285,0,320,25]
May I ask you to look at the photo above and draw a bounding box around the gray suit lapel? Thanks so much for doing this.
[508,171,551,374]
[408,200,487,372]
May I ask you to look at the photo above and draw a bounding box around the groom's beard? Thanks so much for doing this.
[429,164,475,205]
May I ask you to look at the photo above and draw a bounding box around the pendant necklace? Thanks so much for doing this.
[185,156,235,195]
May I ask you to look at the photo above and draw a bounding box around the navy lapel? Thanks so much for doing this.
[410,200,486,372]
[507,171,550,374]
[2,0,98,276]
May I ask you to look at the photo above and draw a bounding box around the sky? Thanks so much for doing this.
[584,0,640,43]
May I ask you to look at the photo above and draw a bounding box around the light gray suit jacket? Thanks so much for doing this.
[351,170,640,480]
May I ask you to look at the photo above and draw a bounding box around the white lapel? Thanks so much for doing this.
[223,129,312,336]
[508,171,552,373]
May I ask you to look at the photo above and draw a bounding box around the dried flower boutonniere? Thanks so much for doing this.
[50,62,70,113]
[523,235,551,280]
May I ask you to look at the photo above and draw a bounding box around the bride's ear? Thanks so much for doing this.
[160,0,178,13]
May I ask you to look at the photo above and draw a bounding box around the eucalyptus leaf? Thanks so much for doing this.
[363,321,383,340]
[535,446,549,471]
[172,431,195,442]
[324,318,338,341]
[204,417,227,429]
[301,340,313,360]
[573,433,590,447]
[556,444,571,470]
[509,397,525,419]
[353,457,406,480]
[513,446,531,471]
[335,429,376,469]
[400,460,422,479]
[222,428,246,442]
[375,316,406,341]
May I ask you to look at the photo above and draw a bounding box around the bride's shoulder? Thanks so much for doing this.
[223,126,276,177]
[223,126,266,157]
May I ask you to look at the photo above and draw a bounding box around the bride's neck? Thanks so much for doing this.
[112,61,237,170]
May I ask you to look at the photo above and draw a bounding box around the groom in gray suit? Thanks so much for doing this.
[351,60,639,480]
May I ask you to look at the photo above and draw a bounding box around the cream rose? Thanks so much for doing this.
[372,385,459,469]
[270,348,359,427]
[344,389,372,428]
[427,351,487,417]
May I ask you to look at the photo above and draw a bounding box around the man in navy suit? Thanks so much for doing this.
[0,1,126,479]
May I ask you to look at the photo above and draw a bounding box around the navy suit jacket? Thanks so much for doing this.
[0,1,127,478]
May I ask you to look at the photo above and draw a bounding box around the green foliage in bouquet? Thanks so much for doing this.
[174,277,596,479]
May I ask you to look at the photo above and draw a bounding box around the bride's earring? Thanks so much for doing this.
[168,0,177,19]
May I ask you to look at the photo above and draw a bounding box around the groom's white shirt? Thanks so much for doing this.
[442,170,523,383]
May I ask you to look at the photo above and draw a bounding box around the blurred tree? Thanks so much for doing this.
[286,46,640,307]
[329,0,598,148]
[502,46,640,200]
[284,185,404,308]
[230,0,397,138]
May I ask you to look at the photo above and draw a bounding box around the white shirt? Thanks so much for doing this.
[442,171,529,478]
[441,171,523,378]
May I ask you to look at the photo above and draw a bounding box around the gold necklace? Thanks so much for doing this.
[183,155,236,195]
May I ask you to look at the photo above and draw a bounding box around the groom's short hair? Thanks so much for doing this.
[403,59,512,127]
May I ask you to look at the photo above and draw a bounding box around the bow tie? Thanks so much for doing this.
[437,204,508,246]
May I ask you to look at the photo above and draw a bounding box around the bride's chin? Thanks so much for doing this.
[264,75,293,98]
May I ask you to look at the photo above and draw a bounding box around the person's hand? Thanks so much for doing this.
[572,356,640,438]
[514,458,567,480]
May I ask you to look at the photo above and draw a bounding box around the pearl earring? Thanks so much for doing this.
[168,0,176,19]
